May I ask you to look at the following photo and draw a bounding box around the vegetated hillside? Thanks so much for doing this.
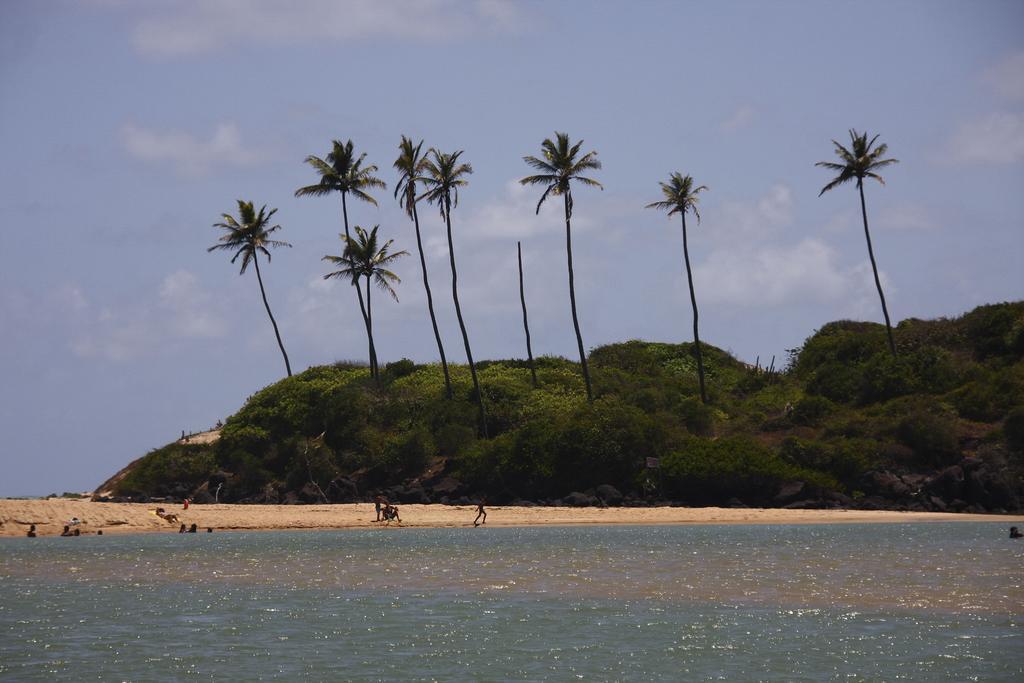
[100,302,1024,511]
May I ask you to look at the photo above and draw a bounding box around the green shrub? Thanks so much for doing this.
[896,408,959,467]
[961,302,1024,359]
[791,395,835,426]
[661,436,837,504]
[1005,407,1024,453]
[115,444,216,496]
[679,397,714,435]
[807,361,862,403]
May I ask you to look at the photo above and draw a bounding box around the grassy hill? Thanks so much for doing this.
[100,301,1024,511]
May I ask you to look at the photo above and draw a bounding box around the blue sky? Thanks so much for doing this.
[1,0,1022,496]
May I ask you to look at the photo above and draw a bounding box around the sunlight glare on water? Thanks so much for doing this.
[1,523,1021,680]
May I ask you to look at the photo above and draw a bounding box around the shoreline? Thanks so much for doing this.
[2,499,1021,537]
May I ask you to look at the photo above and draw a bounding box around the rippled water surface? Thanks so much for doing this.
[2,523,1021,681]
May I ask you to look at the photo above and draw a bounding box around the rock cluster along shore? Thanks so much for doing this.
[94,453,1019,514]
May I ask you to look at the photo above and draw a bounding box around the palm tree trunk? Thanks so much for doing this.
[444,197,488,437]
[680,213,706,404]
[342,192,378,378]
[518,241,537,388]
[858,182,897,356]
[364,274,379,387]
[564,192,593,401]
[252,254,292,378]
[412,200,452,398]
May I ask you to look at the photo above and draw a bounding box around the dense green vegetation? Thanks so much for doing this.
[108,302,1024,510]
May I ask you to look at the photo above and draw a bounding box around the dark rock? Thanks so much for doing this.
[191,489,215,505]
[595,484,623,506]
[782,499,820,509]
[297,482,326,503]
[564,492,597,507]
[282,491,301,505]
[862,471,911,499]
[726,497,748,508]
[960,457,984,472]
[430,477,464,497]
[326,477,359,503]
[512,499,537,507]
[926,466,965,501]
[824,491,854,507]
[399,486,431,504]
[775,481,805,504]
[928,496,948,512]
[855,496,889,511]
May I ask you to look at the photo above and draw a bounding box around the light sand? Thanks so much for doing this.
[1,499,1021,537]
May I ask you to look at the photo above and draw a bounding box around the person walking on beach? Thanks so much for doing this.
[474,498,487,527]
[374,495,386,522]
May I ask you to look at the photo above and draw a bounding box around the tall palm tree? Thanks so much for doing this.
[323,225,408,385]
[295,139,386,373]
[518,241,538,389]
[208,200,293,377]
[520,132,602,401]
[816,129,900,356]
[417,148,488,436]
[394,136,452,398]
[646,173,710,404]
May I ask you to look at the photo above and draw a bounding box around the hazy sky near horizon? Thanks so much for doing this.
[1,0,1022,496]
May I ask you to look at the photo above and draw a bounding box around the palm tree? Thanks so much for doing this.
[816,129,900,355]
[518,241,538,388]
[323,225,408,385]
[646,173,710,404]
[417,148,488,436]
[296,139,386,374]
[208,200,293,377]
[394,136,452,398]
[520,132,602,401]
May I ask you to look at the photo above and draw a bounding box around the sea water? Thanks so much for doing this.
[1,523,1021,681]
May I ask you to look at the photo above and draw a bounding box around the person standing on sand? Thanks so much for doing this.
[26,524,36,537]
[474,498,487,527]
[374,495,386,522]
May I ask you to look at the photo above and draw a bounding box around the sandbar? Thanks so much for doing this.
[1,499,1021,537]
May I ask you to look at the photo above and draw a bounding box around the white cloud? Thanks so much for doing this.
[694,239,854,307]
[720,105,755,132]
[875,204,934,232]
[948,112,1024,164]
[983,52,1024,100]
[121,122,263,176]
[159,270,228,338]
[70,270,226,361]
[702,184,793,244]
[132,0,523,57]
[463,180,591,242]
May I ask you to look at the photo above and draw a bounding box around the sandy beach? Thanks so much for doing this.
[2,498,1021,537]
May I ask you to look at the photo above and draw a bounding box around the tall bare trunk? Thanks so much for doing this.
[518,241,537,388]
[364,274,379,387]
[858,181,897,356]
[411,199,452,398]
[342,192,378,378]
[252,255,292,378]
[564,192,593,401]
[680,213,706,404]
[444,196,488,437]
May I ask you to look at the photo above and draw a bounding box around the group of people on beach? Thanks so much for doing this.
[373,495,487,527]
[373,496,402,523]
